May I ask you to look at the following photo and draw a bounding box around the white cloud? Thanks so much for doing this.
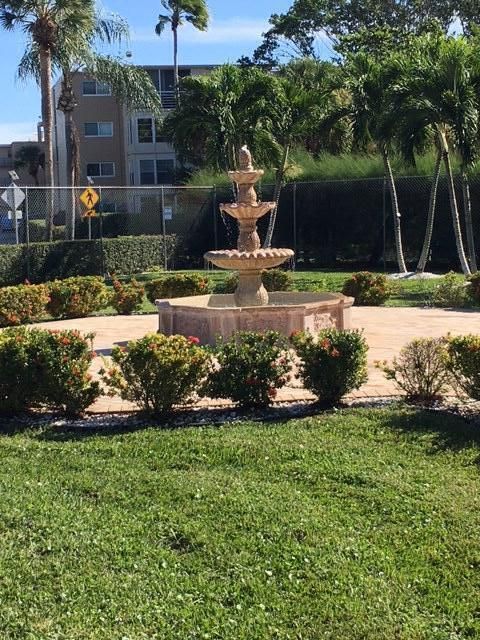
[0,122,38,145]
[132,17,269,45]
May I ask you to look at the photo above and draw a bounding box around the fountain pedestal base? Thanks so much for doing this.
[157,292,354,346]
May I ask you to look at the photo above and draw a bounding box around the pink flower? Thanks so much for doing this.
[187,336,200,345]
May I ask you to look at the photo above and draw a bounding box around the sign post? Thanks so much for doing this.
[1,184,25,245]
[79,188,99,240]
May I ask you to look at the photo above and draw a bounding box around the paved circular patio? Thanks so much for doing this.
[32,307,480,413]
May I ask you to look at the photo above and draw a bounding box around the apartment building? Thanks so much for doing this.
[0,139,45,187]
[53,65,215,187]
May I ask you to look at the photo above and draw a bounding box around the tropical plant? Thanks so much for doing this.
[163,64,282,172]
[155,0,209,103]
[390,35,478,275]
[445,334,480,400]
[14,144,45,185]
[0,0,95,239]
[341,53,408,273]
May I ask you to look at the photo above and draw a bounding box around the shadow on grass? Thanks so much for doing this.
[379,405,480,454]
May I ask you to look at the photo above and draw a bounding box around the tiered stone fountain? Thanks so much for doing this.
[157,146,353,345]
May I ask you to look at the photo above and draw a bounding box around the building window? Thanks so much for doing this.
[82,80,112,96]
[137,118,154,143]
[146,69,160,92]
[137,117,168,144]
[139,158,174,185]
[84,122,113,137]
[86,162,115,178]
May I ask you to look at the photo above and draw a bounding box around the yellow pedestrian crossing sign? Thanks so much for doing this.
[82,209,98,218]
[80,188,99,209]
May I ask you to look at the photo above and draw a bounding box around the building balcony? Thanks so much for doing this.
[160,91,176,110]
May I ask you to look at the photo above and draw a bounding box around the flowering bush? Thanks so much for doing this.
[145,274,210,304]
[430,272,467,308]
[466,272,480,306]
[204,331,292,409]
[0,327,100,416]
[379,337,451,403]
[445,335,480,400]
[47,276,109,319]
[342,272,391,306]
[111,278,145,315]
[291,329,368,407]
[100,333,210,415]
[0,283,49,327]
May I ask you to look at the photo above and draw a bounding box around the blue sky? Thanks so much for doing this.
[0,0,295,143]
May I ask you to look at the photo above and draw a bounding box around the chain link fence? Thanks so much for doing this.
[0,176,477,281]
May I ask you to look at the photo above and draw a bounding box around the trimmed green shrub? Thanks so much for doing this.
[342,272,391,306]
[145,273,210,303]
[47,276,109,319]
[430,272,467,308]
[467,272,480,305]
[445,335,480,400]
[28,220,65,242]
[379,337,451,403]
[101,333,210,415]
[204,331,292,409]
[0,235,176,286]
[0,327,100,416]
[217,269,293,294]
[291,329,368,407]
[111,278,145,315]
[0,283,50,327]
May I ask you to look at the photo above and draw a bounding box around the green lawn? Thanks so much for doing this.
[110,269,451,315]
[0,407,479,639]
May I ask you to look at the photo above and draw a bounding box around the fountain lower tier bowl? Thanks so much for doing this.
[204,248,294,271]
[157,292,354,346]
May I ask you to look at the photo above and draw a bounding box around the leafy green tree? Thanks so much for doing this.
[14,144,45,186]
[246,0,479,65]
[391,35,478,275]
[163,64,281,173]
[0,0,95,238]
[155,0,209,102]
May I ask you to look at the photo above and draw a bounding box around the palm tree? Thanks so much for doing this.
[0,0,95,239]
[14,144,45,186]
[155,0,209,103]
[15,7,162,239]
[390,35,477,275]
[163,64,281,173]
[344,53,408,274]
[263,59,343,248]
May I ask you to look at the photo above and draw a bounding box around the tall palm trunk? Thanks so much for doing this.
[58,70,79,240]
[263,143,290,249]
[461,169,477,272]
[438,130,471,275]
[381,145,407,273]
[416,148,442,274]
[173,23,179,104]
[39,45,54,241]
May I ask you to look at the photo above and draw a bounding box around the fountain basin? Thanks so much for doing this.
[205,248,294,271]
[157,292,354,346]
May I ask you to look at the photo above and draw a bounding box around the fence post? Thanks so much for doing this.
[293,182,297,271]
[25,186,30,281]
[382,177,387,272]
[160,186,168,271]
[98,186,105,277]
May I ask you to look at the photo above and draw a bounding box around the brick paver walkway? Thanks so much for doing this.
[34,307,480,412]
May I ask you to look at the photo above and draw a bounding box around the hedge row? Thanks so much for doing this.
[0,235,177,286]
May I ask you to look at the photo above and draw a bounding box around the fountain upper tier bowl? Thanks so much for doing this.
[220,202,275,220]
[204,248,294,271]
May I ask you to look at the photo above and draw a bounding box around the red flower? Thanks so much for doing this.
[330,348,340,358]
[290,330,300,339]
[187,336,200,345]
[268,388,277,399]
[319,338,331,350]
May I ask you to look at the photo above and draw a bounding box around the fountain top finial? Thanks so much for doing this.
[239,145,253,171]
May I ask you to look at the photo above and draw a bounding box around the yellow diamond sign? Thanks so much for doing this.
[80,188,99,209]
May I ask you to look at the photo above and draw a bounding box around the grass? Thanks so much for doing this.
[121,269,452,312]
[0,407,479,638]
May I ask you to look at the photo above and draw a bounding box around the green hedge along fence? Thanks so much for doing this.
[0,235,177,286]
